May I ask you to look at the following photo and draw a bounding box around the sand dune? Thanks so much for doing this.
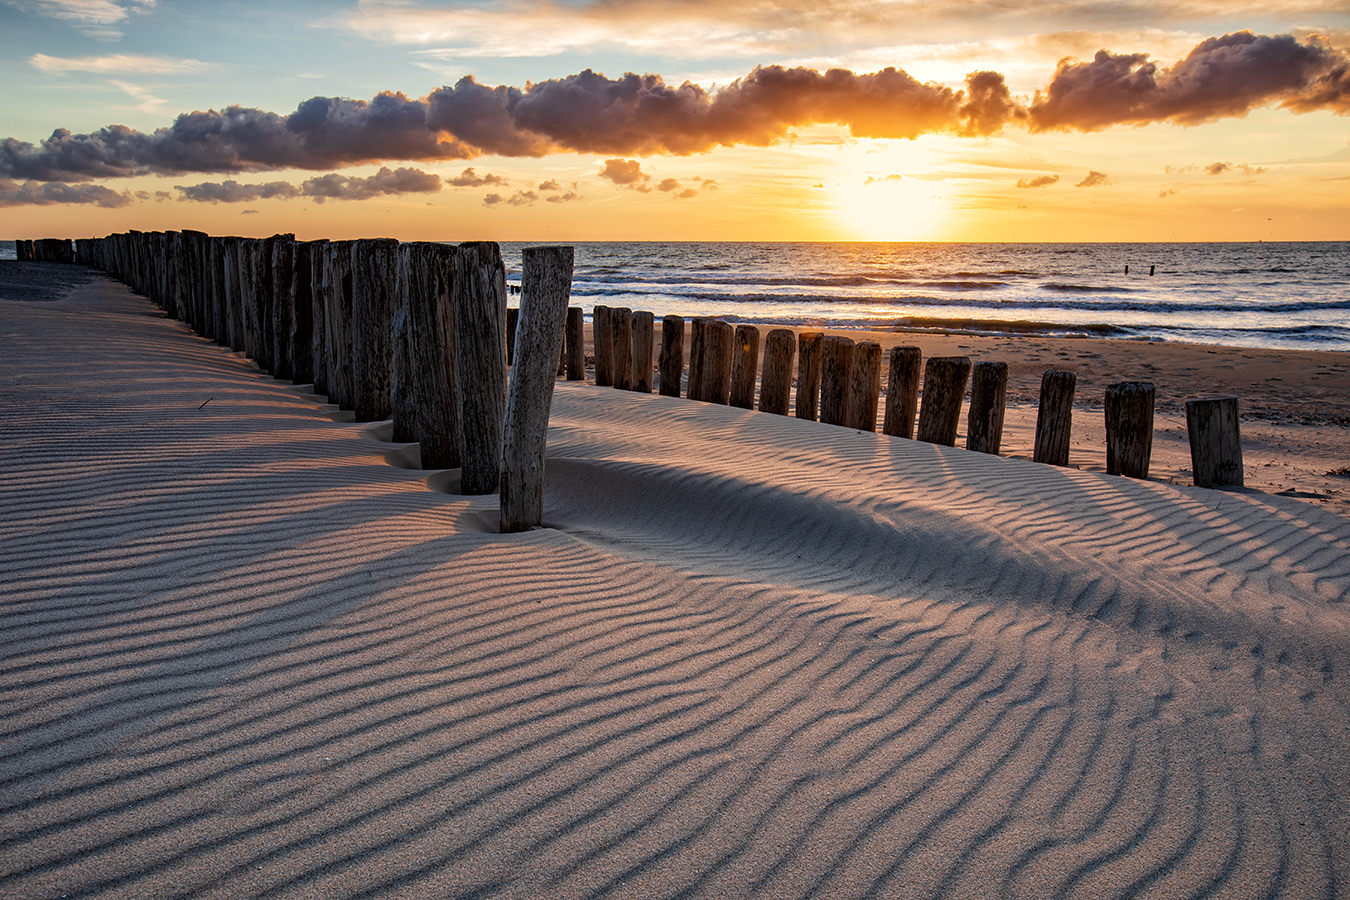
[2,275,1348,899]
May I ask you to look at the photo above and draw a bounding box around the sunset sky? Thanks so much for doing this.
[1,0,1347,243]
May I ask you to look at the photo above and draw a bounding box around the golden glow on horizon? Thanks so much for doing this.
[831,175,951,241]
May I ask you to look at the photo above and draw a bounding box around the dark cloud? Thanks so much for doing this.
[1030,32,1348,131]
[175,179,301,203]
[599,158,647,185]
[538,178,560,190]
[483,189,540,207]
[446,166,507,187]
[545,190,582,203]
[1206,161,1267,175]
[0,178,132,207]
[3,33,1346,184]
[1016,174,1060,188]
[1076,170,1109,187]
[176,166,441,204]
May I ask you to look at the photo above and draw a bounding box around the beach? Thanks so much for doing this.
[2,266,1349,898]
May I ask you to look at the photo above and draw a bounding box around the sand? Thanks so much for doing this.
[2,268,1349,899]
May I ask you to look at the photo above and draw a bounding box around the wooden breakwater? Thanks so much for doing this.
[23,234,1244,490]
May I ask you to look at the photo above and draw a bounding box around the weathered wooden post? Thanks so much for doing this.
[611,307,633,390]
[501,245,573,532]
[759,328,796,415]
[795,331,823,421]
[1186,397,1243,487]
[847,340,882,431]
[398,242,460,468]
[966,360,1008,454]
[565,306,585,380]
[238,238,267,367]
[729,324,761,409]
[220,237,244,353]
[306,239,330,394]
[701,320,734,405]
[270,236,296,379]
[658,314,684,397]
[351,238,398,421]
[916,356,971,446]
[391,243,419,443]
[593,305,614,387]
[883,346,922,439]
[819,335,855,426]
[324,241,356,411]
[1105,381,1155,478]
[687,317,709,401]
[506,306,519,365]
[632,310,654,393]
[1033,369,1076,466]
[453,241,508,494]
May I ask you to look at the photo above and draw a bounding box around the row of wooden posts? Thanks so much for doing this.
[47,231,574,532]
[23,234,1243,491]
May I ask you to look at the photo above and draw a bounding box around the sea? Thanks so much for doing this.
[6,240,1348,352]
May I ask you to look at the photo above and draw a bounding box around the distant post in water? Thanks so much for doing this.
[1033,369,1076,466]
[1186,396,1244,487]
[759,328,796,415]
[1105,381,1155,478]
[883,345,922,439]
[592,305,614,387]
[658,314,684,397]
[966,361,1008,455]
[795,331,823,421]
[701,320,734,405]
[565,306,585,380]
[501,246,573,533]
[611,307,633,390]
[847,340,882,431]
[729,324,761,409]
[631,311,654,393]
[916,356,972,446]
[819,335,855,426]
[453,241,508,494]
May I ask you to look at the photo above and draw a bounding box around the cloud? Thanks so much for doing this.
[1016,174,1060,187]
[29,53,208,74]
[545,190,582,203]
[12,0,156,39]
[0,178,132,207]
[175,166,441,204]
[1206,161,1267,175]
[865,174,904,184]
[483,189,540,207]
[1160,188,1178,197]
[445,166,507,187]
[599,158,649,186]
[1075,170,1110,187]
[538,178,560,191]
[2,33,1346,183]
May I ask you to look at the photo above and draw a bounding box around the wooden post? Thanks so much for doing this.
[658,314,684,397]
[453,241,507,495]
[729,324,761,409]
[819,335,855,426]
[270,236,296,380]
[795,331,823,421]
[611,307,633,390]
[239,238,266,366]
[324,241,356,411]
[1186,397,1243,487]
[1105,381,1155,478]
[565,306,585,380]
[687,317,709,401]
[506,306,519,365]
[306,239,330,395]
[847,340,882,431]
[399,242,460,468]
[351,238,398,422]
[391,243,419,443]
[631,311,654,393]
[883,346,922,439]
[592,305,614,387]
[1033,369,1076,466]
[759,328,796,415]
[916,356,971,446]
[701,320,734,405]
[966,361,1008,455]
[501,246,573,532]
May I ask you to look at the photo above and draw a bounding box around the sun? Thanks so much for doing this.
[831,172,951,241]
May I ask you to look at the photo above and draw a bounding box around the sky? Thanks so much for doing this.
[1,0,1347,243]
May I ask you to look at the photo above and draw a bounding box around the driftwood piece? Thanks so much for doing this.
[847,341,882,431]
[453,241,508,494]
[916,356,971,446]
[501,246,573,532]
[1033,369,1076,466]
[966,361,1008,455]
[566,306,585,380]
[1105,381,1156,478]
[658,314,684,397]
[819,335,855,427]
[883,346,922,439]
[592,305,614,387]
[759,328,796,415]
[729,324,761,409]
[795,331,823,420]
[1186,396,1243,487]
[632,311,654,393]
